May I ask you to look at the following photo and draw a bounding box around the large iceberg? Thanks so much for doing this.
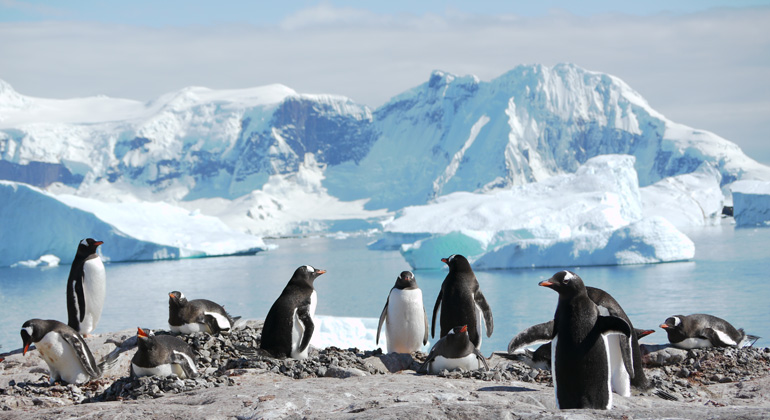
[641,163,724,228]
[731,180,770,227]
[384,155,695,270]
[0,181,266,267]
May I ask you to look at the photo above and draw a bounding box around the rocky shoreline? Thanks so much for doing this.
[1,321,768,419]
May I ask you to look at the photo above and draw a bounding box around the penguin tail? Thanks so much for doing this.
[98,348,122,373]
[743,333,761,348]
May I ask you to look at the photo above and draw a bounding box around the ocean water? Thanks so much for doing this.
[1,223,768,354]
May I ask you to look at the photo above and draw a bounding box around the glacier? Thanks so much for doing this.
[0,181,266,267]
[387,155,695,270]
[731,180,770,227]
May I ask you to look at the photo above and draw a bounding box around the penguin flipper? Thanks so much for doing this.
[702,327,738,347]
[597,315,631,338]
[376,295,389,345]
[422,307,429,345]
[61,330,101,379]
[473,289,494,337]
[418,349,438,374]
[170,350,198,378]
[507,320,554,354]
[431,289,443,339]
[473,348,489,371]
[297,305,315,354]
[75,274,86,323]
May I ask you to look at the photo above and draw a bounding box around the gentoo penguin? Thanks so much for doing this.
[20,319,101,385]
[419,325,489,374]
[541,271,631,410]
[260,265,325,360]
[66,238,106,336]
[431,254,493,349]
[376,271,429,353]
[508,286,650,392]
[168,291,237,334]
[660,314,759,349]
[131,327,198,379]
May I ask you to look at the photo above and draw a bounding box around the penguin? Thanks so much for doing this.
[508,286,650,392]
[431,254,493,349]
[541,271,631,410]
[20,319,101,385]
[376,271,429,354]
[260,265,325,360]
[66,238,106,336]
[131,327,198,379]
[419,325,489,374]
[660,314,759,349]
[168,291,238,334]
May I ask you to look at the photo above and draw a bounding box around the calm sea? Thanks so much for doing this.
[1,223,768,353]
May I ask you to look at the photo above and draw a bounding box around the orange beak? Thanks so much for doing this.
[168,293,174,298]
[23,343,30,355]
[94,241,104,247]
[441,258,449,264]
[137,327,148,338]
[317,270,326,275]
[539,280,554,287]
[460,325,468,333]
[659,324,669,329]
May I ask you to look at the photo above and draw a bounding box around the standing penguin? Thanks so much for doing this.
[20,319,101,385]
[541,271,631,410]
[66,238,106,336]
[131,327,198,379]
[508,286,650,392]
[660,314,759,349]
[376,271,429,353]
[260,265,325,360]
[432,254,493,349]
[419,325,489,374]
[168,291,237,334]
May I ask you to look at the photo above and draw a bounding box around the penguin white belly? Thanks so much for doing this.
[601,335,615,409]
[291,291,317,360]
[132,363,174,378]
[36,333,91,384]
[170,323,208,334]
[428,354,480,374]
[606,331,631,397]
[385,289,425,353]
[80,258,106,335]
[673,337,713,349]
[551,335,559,409]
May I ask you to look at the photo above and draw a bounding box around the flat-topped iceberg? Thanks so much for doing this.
[385,155,696,270]
[0,181,266,267]
[641,163,724,228]
[731,180,770,227]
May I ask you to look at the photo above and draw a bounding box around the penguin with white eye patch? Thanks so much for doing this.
[540,270,631,410]
[168,291,238,334]
[260,265,326,360]
[131,327,198,379]
[419,325,489,374]
[660,314,759,349]
[376,271,429,354]
[20,319,101,385]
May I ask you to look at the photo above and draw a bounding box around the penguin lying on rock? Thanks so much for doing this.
[539,271,632,410]
[660,314,760,349]
[20,319,102,385]
[508,285,652,391]
[168,291,239,334]
[419,325,489,374]
[131,327,198,379]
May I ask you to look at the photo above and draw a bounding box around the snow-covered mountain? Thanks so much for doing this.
[1,63,769,266]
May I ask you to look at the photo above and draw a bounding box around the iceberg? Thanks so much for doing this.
[731,180,770,227]
[310,315,383,351]
[0,181,266,267]
[641,163,724,228]
[383,155,695,270]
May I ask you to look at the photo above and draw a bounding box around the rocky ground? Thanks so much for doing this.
[0,321,768,419]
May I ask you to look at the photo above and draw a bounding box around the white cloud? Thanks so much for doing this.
[0,6,768,163]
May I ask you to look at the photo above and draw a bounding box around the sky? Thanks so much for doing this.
[1,0,769,164]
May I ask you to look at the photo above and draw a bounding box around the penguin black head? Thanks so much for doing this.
[539,270,586,297]
[446,325,470,343]
[136,327,155,348]
[76,238,104,258]
[169,291,188,307]
[289,265,326,288]
[394,271,417,290]
[20,319,48,355]
[441,254,473,272]
[659,316,686,342]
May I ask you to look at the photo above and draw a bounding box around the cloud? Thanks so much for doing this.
[0,5,768,163]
